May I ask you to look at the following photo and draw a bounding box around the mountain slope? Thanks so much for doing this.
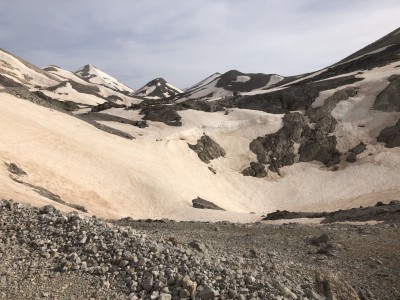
[75,64,134,95]
[44,65,140,106]
[0,49,60,88]
[179,70,284,101]
[134,77,183,99]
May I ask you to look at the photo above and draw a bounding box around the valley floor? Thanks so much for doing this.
[0,199,399,300]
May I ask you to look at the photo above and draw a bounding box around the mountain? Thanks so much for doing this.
[183,72,221,91]
[179,70,284,101]
[0,48,60,88]
[134,77,183,99]
[44,65,140,107]
[0,27,399,223]
[75,64,134,95]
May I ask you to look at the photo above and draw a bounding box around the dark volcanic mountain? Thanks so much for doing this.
[134,77,183,99]
[179,70,284,101]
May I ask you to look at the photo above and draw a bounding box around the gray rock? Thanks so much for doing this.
[346,142,367,163]
[310,233,330,246]
[242,162,267,178]
[192,197,225,211]
[197,284,216,300]
[188,134,226,163]
[188,241,207,253]
[377,119,400,148]
[314,269,360,300]
[374,74,400,112]
[5,162,27,176]
[158,294,172,300]
[141,272,154,291]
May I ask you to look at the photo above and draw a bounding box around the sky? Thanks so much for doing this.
[1,0,400,89]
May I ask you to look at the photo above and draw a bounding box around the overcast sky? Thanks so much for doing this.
[1,0,399,89]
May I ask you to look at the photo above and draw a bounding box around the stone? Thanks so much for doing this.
[188,241,207,253]
[5,162,27,176]
[310,233,330,246]
[158,294,172,300]
[346,142,367,163]
[242,162,267,178]
[192,197,225,210]
[373,74,400,112]
[197,284,216,300]
[179,288,191,298]
[188,134,226,163]
[141,272,154,292]
[377,119,400,148]
[182,275,197,294]
[315,269,360,300]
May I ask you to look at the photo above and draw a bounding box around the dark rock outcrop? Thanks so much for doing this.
[377,119,400,148]
[140,105,182,126]
[215,70,274,92]
[242,162,267,178]
[188,135,226,163]
[91,101,125,112]
[346,142,367,163]
[248,86,357,173]
[262,201,400,224]
[192,197,225,211]
[80,112,148,128]
[5,162,27,176]
[374,74,400,111]
[298,134,340,167]
[230,75,362,114]
[249,113,309,173]
[33,91,81,111]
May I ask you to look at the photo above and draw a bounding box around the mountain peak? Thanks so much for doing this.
[74,64,134,94]
[134,77,182,99]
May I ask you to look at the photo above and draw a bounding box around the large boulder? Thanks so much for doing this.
[192,197,225,211]
[377,119,400,148]
[346,142,367,163]
[315,269,360,300]
[242,162,267,178]
[188,135,226,163]
[373,74,400,112]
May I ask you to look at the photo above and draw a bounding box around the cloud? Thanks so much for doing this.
[1,0,400,88]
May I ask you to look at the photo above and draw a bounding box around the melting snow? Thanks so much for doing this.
[235,75,251,83]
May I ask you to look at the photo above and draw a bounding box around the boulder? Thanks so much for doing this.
[192,197,225,211]
[377,119,400,148]
[242,162,267,178]
[188,135,226,163]
[373,74,400,112]
[5,163,27,176]
[315,269,360,300]
[346,142,367,163]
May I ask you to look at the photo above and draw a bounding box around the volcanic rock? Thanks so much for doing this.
[188,135,226,163]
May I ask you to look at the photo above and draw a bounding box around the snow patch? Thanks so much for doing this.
[235,75,251,83]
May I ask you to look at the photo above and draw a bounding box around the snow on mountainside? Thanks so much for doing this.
[44,65,140,106]
[183,72,221,91]
[178,70,285,101]
[134,77,183,99]
[1,26,400,222]
[0,49,60,88]
[75,64,134,95]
